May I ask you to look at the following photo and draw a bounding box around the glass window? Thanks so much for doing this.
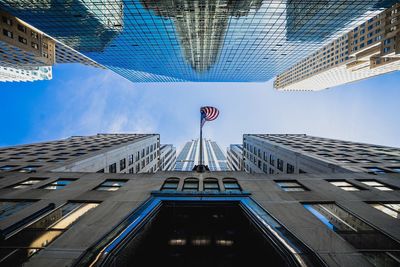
[0,165,18,171]
[359,180,396,191]
[287,163,294,174]
[96,179,127,191]
[203,178,219,192]
[303,203,400,265]
[0,201,34,221]
[276,180,307,192]
[365,167,388,174]
[0,202,98,265]
[223,178,241,193]
[182,178,199,191]
[120,158,126,170]
[109,163,117,173]
[329,180,362,191]
[370,202,400,219]
[388,167,400,173]
[18,165,41,173]
[277,159,283,171]
[128,154,134,165]
[161,178,179,191]
[41,179,77,190]
[10,178,47,189]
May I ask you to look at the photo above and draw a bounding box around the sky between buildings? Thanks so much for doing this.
[0,63,399,153]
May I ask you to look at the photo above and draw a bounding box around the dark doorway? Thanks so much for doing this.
[104,202,293,267]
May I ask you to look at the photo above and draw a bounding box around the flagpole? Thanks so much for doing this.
[199,111,203,168]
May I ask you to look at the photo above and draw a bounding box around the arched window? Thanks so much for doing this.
[161,178,179,191]
[203,178,219,192]
[223,178,241,193]
[182,178,199,191]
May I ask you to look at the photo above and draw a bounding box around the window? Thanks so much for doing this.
[120,158,126,170]
[97,168,104,173]
[299,169,306,174]
[161,178,179,191]
[0,201,34,221]
[388,167,400,173]
[31,42,39,49]
[10,178,47,189]
[109,163,117,173]
[203,178,219,192]
[18,36,27,44]
[18,165,41,173]
[2,16,12,25]
[182,178,199,191]
[31,31,38,39]
[277,159,283,171]
[370,202,400,219]
[2,29,13,38]
[276,180,307,192]
[364,167,387,174]
[287,163,294,174]
[41,179,77,190]
[17,24,26,33]
[269,155,276,166]
[329,180,362,191]
[0,165,17,171]
[269,168,274,174]
[223,178,241,193]
[303,203,400,265]
[96,179,127,191]
[359,180,396,191]
[128,154,134,165]
[0,202,98,264]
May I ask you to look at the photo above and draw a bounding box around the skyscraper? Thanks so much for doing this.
[175,139,229,171]
[275,3,400,91]
[243,134,400,174]
[0,133,166,174]
[0,65,51,82]
[0,8,103,82]
[0,1,395,82]
[227,144,244,171]
[159,144,176,171]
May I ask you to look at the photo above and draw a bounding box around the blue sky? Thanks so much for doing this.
[1,63,400,152]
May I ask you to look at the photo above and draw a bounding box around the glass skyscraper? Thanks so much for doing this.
[175,139,229,171]
[0,0,396,82]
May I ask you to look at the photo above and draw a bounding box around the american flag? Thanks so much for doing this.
[200,106,219,128]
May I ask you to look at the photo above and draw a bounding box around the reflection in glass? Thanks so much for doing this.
[0,202,99,265]
[304,203,400,267]
[142,0,262,72]
[0,201,34,221]
[371,203,400,219]
[0,1,398,82]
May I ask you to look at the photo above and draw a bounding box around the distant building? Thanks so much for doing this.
[275,3,400,91]
[159,144,176,171]
[243,134,400,174]
[0,8,103,81]
[0,0,123,52]
[0,65,51,82]
[0,133,162,174]
[0,9,55,67]
[227,144,243,171]
[175,139,229,171]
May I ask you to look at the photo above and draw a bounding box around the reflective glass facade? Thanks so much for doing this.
[175,139,229,171]
[0,0,396,82]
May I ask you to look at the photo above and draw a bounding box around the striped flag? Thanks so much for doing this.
[200,106,219,128]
